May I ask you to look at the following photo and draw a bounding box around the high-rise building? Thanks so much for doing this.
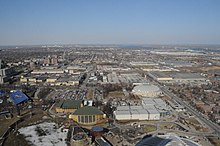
[43,58,51,65]
[0,59,5,69]
[51,58,58,65]
[0,60,16,84]
[30,62,36,69]
[43,55,58,65]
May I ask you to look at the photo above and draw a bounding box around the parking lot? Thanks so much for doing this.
[47,89,87,100]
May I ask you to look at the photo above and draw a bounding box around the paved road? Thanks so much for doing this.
[80,64,95,89]
[160,85,220,137]
[34,87,42,99]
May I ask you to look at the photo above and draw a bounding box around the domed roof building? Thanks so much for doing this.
[69,106,105,125]
[132,84,162,97]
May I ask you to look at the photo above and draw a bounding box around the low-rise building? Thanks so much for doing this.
[114,98,169,121]
[56,100,83,113]
[31,69,64,74]
[148,71,209,85]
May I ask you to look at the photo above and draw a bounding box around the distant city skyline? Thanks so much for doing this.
[0,0,220,45]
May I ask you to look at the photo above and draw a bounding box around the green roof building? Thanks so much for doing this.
[56,100,83,113]
[69,106,105,125]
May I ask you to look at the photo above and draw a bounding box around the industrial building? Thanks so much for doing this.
[159,60,195,67]
[56,100,83,113]
[0,60,16,84]
[20,74,80,86]
[148,71,209,85]
[31,69,64,74]
[55,76,79,86]
[150,51,203,56]
[114,105,159,121]
[69,106,105,125]
[102,73,149,85]
[166,100,185,112]
[114,98,169,121]
[97,65,130,72]
[67,66,86,75]
[132,84,162,97]
[9,90,29,105]
[130,62,159,66]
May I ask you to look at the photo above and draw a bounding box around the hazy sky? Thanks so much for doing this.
[0,0,220,45]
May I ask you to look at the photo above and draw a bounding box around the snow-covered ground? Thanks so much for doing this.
[19,122,68,146]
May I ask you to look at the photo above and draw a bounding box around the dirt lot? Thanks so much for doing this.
[4,132,30,146]
[0,117,19,137]
[86,88,94,99]
[108,91,125,98]
[208,137,220,146]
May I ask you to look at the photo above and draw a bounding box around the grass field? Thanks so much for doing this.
[143,125,157,133]
[187,117,200,125]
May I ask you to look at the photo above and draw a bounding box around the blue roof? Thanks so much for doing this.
[10,90,29,105]
[0,91,5,96]
[92,126,103,132]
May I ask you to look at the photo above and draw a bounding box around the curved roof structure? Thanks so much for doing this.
[132,84,161,96]
[136,133,200,146]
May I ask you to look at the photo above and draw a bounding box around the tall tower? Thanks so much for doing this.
[0,59,5,69]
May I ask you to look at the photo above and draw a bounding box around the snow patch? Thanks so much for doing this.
[19,122,67,146]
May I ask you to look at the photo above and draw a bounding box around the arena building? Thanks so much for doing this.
[69,106,105,125]
[132,84,162,97]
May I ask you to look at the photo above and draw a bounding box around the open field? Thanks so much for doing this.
[86,88,94,99]
[187,117,200,125]
[108,91,125,98]
[159,123,176,129]
[0,117,19,137]
[208,137,220,146]
[143,125,157,133]
[200,66,220,71]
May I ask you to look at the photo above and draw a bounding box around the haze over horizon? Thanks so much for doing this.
[0,0,220,45]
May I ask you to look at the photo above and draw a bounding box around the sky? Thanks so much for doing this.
[0,0,220,45]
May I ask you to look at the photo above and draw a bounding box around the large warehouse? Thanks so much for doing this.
[114,98,169,121]
[148,71,209,85]
[69,106,105,125]
[132,84,162,97]
[113,105,160,121]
